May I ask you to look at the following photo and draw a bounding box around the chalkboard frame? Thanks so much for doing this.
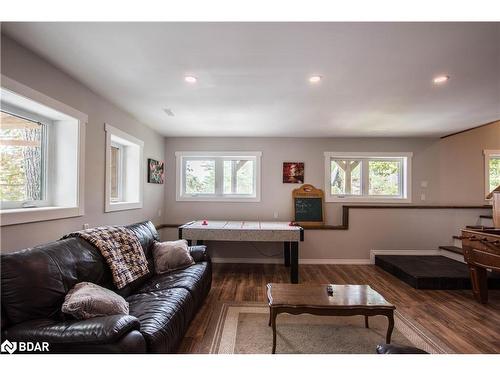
[292,184,325,227]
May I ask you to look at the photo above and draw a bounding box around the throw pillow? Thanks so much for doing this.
[62,282,129,319]
[153,240,195,274]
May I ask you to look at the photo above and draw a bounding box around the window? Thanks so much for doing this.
[0,111,48,209]
[110,143,123,202]
[484,150,500,197]
[324,152,412,202]
[105,124,143,212]
[176,151,261,202]
[0,75,86,226]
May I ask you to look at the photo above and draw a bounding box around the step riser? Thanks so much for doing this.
[453,238,462,248]
[479,217,493,226]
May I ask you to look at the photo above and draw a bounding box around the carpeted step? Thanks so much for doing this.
[375,255,500,290]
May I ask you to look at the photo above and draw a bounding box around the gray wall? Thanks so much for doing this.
[161,123,499,261]
[2,33,498,261]
[0,35,166,252]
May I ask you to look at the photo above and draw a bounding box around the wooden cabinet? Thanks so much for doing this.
[461,229,500,303]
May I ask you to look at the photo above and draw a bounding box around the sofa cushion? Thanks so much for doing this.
[137,262,211,306]
[126,288,195,353]
[1,238,113,325]
[62,282,129,319]
[153,240,194,274]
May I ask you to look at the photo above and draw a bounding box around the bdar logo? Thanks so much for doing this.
[1,340,17,354]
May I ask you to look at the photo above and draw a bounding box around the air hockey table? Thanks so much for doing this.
[178,220,304,283]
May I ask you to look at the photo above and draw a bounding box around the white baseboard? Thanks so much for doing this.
[370,249,465,264]
[211,257,371,265]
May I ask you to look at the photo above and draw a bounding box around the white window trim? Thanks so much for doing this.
[0,75,86,226]
[175,151,262,202]
[484,149,500,199]
[104,123,144,212]
[324,151,412,203]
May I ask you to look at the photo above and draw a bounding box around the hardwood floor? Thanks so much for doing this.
[179,263,500,354]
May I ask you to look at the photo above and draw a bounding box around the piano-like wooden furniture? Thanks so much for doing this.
[461,228,500,303]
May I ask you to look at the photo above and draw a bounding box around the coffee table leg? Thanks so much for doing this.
[271,308,278,354]
[386,312,394,344]
[365,316,369,328]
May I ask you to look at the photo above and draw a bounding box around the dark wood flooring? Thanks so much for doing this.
[178,263,500,354]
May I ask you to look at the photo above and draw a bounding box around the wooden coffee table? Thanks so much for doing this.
[266,283,396,354]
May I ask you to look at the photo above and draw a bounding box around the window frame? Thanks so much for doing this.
[484,149,500,199]
[324,152,412,203]
[0,75,86,226]
[0,107,50,209]
[104,123,144,212]
[109,142,125,203]
[175,151,262,202]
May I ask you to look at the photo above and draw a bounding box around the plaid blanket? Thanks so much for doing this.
[63,226,149,289]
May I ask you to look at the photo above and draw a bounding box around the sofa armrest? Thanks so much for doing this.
[189,245,210,263]
[4,314,141,346]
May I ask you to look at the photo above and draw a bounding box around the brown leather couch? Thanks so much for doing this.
[1,221,211,353]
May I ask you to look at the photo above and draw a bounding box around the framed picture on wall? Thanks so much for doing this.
[283,162,304,184]
[147,158,164,184]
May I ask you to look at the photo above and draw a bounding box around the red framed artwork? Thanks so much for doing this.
[283,162,304,184]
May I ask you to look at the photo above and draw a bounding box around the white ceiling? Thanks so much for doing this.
[2,22,499,137]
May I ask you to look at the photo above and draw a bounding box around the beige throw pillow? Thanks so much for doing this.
[62,282,129,319]
[153,240,195,274]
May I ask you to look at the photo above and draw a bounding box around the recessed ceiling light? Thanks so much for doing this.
[309,75,322,83]
[433,75,450,84]
[184,75,197,83]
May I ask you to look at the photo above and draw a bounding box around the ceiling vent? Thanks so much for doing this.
[163,108,175,117]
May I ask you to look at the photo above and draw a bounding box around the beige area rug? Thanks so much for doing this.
[204,303,453,354]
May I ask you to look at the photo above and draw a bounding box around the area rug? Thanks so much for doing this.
[204,302,453,354]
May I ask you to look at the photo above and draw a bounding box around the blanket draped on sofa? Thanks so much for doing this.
[63,226,149,289]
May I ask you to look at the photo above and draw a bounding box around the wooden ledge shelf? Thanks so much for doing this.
[156,205,491,232]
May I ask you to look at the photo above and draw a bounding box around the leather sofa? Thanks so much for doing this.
[1,221,211,353]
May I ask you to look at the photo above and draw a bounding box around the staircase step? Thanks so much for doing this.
[375,255,500,290]
[439,245,463,255]
[466,225,494,230]
[480,215,493,219]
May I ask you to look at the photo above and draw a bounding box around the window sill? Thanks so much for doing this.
[176,195,261,203]
[0,206,83,226]
[325,196,412,204]
[105,201,143,212]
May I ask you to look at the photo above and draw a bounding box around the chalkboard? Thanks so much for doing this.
[294,197,323,222]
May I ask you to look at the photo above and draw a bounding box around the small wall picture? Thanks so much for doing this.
[148,159,164,184]
[283,162,304,184]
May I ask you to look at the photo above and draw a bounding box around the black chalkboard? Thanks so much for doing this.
[294,197,323,222]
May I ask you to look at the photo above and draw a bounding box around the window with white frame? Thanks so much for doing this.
[105,124,143,212]
[0,110,48,209]
[0,76,86,226]
[324,152,412,202]
[484,150,500,197]
[176,151,261,202]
